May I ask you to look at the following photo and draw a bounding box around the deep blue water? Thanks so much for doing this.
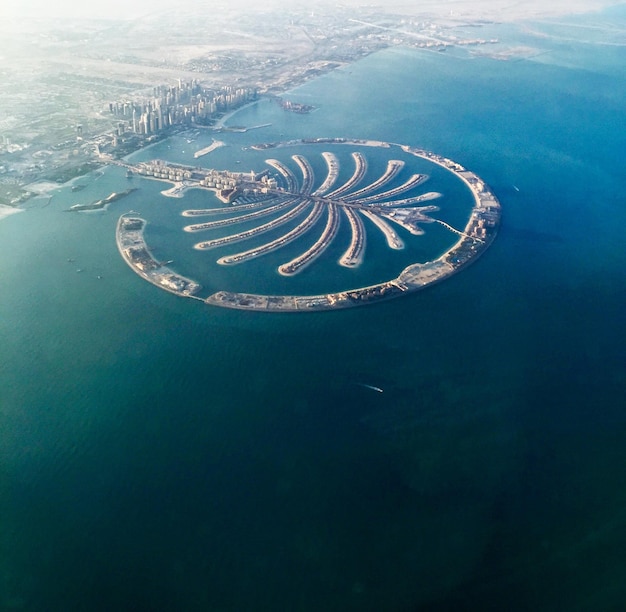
[2,9,626,611]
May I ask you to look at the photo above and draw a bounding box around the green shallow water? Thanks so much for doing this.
[2,8,626,611]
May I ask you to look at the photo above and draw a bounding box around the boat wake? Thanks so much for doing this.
[356,383,384,393]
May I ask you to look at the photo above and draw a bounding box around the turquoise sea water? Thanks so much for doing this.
[2,9,626,610]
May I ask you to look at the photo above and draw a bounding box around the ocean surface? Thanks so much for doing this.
[2,8,626,610]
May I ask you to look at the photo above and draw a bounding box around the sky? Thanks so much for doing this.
[0,0,171,19]
[1,0,622,20]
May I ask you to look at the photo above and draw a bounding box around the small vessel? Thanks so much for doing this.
[513,185,520,192]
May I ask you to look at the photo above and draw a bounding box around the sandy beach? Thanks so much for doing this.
[0,204,24,221]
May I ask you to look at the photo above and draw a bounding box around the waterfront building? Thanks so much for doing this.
[109,80,258,134]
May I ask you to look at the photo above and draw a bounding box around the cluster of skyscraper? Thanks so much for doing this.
[108,80,257,135]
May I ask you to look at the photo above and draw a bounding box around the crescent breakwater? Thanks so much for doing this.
[116,215,202,299]
[114,138,500,312]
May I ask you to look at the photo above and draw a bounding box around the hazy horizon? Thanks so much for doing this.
[2,0,624,21]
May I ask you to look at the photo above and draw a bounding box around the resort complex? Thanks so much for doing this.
[115,138,500,312]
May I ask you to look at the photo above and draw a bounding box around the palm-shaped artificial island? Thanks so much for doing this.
[116,138,500,311]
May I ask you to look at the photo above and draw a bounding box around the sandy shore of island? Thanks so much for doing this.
[0,204,24,221]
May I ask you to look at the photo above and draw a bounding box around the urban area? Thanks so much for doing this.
[0,3,504,206]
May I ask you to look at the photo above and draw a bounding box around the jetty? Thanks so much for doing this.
[68,188,136,212]
[194,140,225,159]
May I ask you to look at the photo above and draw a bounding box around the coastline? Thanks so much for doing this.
[213,101,262,129]
[0,204,24,221]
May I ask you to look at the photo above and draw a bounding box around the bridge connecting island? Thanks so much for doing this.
[115,138,500,312]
